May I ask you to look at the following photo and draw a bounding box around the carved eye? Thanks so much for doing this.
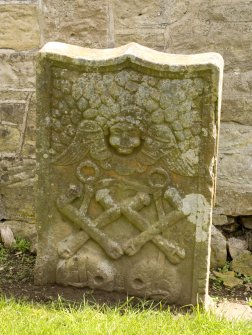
[111,130,120,136]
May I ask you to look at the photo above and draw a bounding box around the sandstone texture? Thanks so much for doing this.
[210,225,227,269]
[213,271,243,289]
[212,213,228,226]
[0,51,36,90]
[231,251,252,278]
[246,230,252,251]
[0,4,40,51]
[228,237,248,260]
[41,0,109,48]
[241,217,252,230]
[0,221,37,252]
[0,158,36,223]
[0,0,252,279]
[111,0,252,217]
[216,123,252,216]
[0,50,36,225]
[214,302,252,321]
[34,42,222,306]
[0,226,16,248]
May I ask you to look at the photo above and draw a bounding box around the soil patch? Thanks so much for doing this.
[0,248,251,308]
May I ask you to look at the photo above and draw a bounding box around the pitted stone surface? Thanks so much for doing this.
[50,68,204,175]
[35,42,223,306]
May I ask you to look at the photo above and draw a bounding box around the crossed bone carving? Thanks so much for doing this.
[56,162,186,265]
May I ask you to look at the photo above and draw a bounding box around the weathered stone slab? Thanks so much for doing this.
[35,42,223,306]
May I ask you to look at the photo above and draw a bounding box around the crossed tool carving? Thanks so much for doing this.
[56,161,186,265]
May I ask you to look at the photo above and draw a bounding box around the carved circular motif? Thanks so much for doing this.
[76,160,100,183]
[148,167,169,189]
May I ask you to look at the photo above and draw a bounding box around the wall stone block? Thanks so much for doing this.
[216,123,252,215]
[115,29,165,50]
[221,97,252,126]
[0,4,40,51]
[0,51,36,90]
[0,158,35,223]
[0,102,25,125]
[22,93,36,158]
[113,0,189,50]
[0,125,20,153]
[42,0,109,48]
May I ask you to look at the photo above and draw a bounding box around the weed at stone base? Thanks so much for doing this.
[12,238,31,253]
[235,272,252,284]
[217,261,231,273]
[211,277,223,290]
[215,261,252,286]
[0,244,7,263]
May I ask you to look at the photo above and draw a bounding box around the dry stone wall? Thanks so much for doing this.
[0,1,252,269]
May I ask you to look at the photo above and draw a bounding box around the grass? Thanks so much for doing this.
[0,245,8,263]
[0,243,251,334]
[0,297,251,335]
[12,238,31,253]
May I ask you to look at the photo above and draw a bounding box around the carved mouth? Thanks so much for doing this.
[116,147,134,155]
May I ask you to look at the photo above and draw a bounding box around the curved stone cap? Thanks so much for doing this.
[38,42,224,73]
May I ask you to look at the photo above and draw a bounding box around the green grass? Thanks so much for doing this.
[0,297,251,335]
[12,238,31,253]
[0,245,8,263]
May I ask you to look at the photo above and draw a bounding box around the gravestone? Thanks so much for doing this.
[35,42,223,306]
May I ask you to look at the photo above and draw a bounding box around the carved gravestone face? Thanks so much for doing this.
[35,42,223,306]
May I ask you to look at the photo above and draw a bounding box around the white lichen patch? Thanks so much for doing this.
[181,194,211,242]
[209,156,215,178]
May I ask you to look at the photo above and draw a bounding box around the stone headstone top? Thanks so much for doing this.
[35,42,223,306]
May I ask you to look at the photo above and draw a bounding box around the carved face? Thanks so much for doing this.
[109,122,141,155]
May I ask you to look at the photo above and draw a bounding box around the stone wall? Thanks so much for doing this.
[0,1,252,253]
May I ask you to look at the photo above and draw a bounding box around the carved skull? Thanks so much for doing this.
[109,121,141,155]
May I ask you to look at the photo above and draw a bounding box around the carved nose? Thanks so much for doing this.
[120,134,128,146]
